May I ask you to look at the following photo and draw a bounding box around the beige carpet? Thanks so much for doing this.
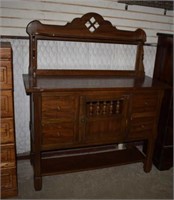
[13,159,173,199]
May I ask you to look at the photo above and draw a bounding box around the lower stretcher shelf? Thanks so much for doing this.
[41,145,145,176]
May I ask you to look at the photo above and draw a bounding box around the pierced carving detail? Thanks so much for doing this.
[85,17,100,33]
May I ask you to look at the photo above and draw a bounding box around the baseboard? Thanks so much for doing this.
[17,152,30,160]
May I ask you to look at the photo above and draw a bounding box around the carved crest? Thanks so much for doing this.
[27,12,146,43]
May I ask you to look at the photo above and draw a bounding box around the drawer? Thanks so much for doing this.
[0,90,13,117]
[132,93,158,113]
[0,118,14,144]
[129,117,155,139]
[42,122,76,147]
[1,168,17,191]
[42,95,77,120]
[0,47,11,60]
[0,144,16,168]
[0,60,12,89]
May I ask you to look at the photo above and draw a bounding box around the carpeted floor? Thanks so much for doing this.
[13,159,173,199]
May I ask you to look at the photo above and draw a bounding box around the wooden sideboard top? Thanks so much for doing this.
[23,74,169,93]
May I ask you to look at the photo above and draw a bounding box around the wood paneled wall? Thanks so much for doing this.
[0,0,173,43]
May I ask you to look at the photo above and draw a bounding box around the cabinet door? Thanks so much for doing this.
[79,94,129,145]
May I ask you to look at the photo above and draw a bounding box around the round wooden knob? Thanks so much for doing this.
[57,106,61,111]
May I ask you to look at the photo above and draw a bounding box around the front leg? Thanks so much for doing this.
[143,139,155,172]
[33,151,42,190]
[34,176,42,191]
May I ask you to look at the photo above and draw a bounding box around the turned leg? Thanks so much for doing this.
[143,139,155,173]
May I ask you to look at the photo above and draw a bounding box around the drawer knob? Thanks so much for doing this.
[144,101,149,105]
[57,106,61,111]
[141,125,145,129]
[57,131,61,136]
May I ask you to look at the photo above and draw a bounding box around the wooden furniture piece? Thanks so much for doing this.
[153,33,173,170]
[23,13,167,191]
[0,42,18,198]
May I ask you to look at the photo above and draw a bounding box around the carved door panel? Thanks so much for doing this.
[79,94,130,145]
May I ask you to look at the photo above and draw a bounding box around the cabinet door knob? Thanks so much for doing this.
[81,117,86,123]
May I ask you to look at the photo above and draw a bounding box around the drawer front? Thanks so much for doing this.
[0,48,11,60]
[0,60,12,89]
[42,122,76,148]
[0,90,13,117]
[42,95,77,120]
[0,118,14,144]
[129,117,155,139]
[1,168,17,191]
[0,144,16,168]
[132,93,158,113]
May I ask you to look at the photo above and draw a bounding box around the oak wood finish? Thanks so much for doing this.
[0,42,18,198]
[23,13,167,191]
[153,33,173,170]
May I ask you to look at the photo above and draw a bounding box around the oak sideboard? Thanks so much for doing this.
[23,13,168,190]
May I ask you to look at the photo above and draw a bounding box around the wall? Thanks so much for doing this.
[0,0,173,154]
